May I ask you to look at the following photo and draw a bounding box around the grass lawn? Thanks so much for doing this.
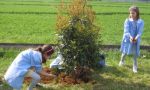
[0,14,57,44]
[0,48,150,90]
[0,0,150,45]
[0,0,150,89]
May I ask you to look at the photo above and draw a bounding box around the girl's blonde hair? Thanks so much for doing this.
[129,5,140,20]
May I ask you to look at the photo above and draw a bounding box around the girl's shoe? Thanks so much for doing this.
[119,61,125,66]
[133,66,137,73]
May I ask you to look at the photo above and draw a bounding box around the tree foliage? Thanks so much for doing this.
[56,0,101,74]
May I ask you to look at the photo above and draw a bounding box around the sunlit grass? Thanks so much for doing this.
[0,48,150,90]
[0,0,150,90]
[0,14,57,44]
[0,0,150,45]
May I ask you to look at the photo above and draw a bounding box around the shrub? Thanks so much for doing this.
[56,0,101,74]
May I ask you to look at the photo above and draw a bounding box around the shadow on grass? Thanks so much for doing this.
[0,83,13,90]
[93,66,150,90]
[98,66,129,77]
[37,87,54,90]
[1,65,149,90]
[0,82,55,90]
[0,52,5,57]
[93,81,150,90]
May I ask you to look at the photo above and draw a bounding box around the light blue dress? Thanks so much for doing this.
[4,49,42,89]
[120,18,144,56]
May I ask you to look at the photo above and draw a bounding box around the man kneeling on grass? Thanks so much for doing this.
[4,45,56,90]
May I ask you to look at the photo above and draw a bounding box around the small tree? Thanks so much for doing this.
[56,0,101,74]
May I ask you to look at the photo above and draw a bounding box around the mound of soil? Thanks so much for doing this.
[24,67,96,85]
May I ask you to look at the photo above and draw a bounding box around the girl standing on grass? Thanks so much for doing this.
[4,45,56,90]
[119,6,144,73]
